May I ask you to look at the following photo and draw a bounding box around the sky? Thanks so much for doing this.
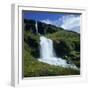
[23,11,81,33]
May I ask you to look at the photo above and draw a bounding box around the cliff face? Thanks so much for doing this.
[24,19,64,35]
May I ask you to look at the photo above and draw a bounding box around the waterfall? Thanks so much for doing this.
[40,36,55,59]
[35,21,78,69]
[35,21,38,34]
[38,36,78,69]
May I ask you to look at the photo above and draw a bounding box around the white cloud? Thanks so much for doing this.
[41,14,80,33]
[41,18,62,27]
[61,15,80,33]
[41,19,53,25]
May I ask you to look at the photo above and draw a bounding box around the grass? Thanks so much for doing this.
[24,20,80,77]
[24,48,80,77]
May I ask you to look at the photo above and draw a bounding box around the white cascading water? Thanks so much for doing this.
[35,21,78,69]
[38,36,78,69]
[39,36,55,59]
[35,21,38,34]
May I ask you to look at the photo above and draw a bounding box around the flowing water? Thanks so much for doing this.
[35,21,38,34]
[35,21,78,69]
[38,36,78,69]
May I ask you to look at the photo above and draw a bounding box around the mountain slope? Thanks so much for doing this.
[24,19,80,77]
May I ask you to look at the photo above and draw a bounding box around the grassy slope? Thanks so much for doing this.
[24,20,80,77]
[46,30,80,68]
[24,41,80,77]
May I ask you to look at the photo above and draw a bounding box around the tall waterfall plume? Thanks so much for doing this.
[35,21,78,69]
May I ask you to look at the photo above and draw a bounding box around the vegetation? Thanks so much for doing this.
[24,19,80,77]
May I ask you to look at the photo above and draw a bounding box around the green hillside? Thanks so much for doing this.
[24,19,80,77]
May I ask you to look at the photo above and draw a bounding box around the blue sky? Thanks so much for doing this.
[23,11,81,33]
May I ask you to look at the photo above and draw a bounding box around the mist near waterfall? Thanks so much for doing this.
[38,36,78,69]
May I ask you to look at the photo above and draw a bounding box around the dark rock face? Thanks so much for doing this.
[24,19,59,35]
[53,40,72,58]
[24,19,36,33]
